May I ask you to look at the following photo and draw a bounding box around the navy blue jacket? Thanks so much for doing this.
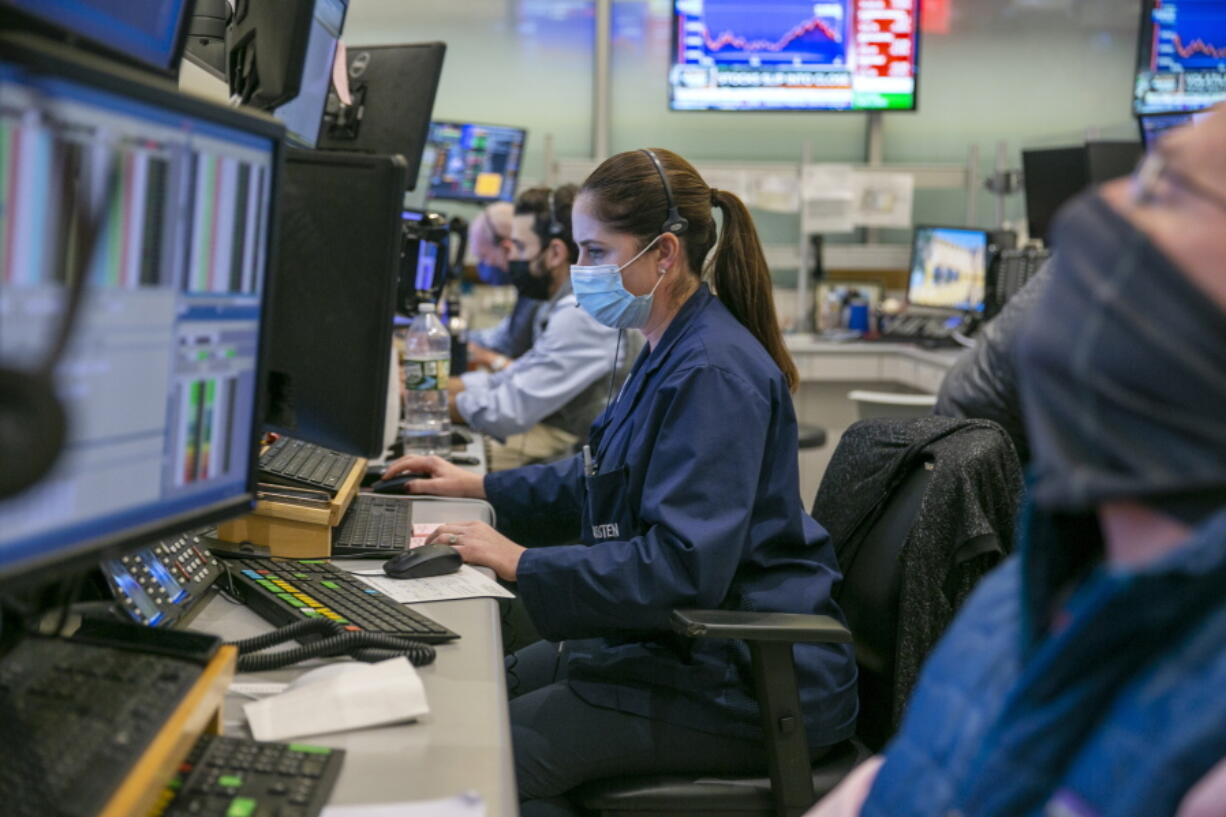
[485,285,858,747]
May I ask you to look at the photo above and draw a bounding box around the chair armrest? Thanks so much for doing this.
[671,609,852,644]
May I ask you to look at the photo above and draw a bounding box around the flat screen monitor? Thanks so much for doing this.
[404,210,443,293]
[227,0,316,109]
[668,0,920,112]
[0,0,194,75]
[318,42,447,191]
[264,149,407,457]
[1134,0,1226,114]
[275,0,347,148]
[0,35,281,586]
[907,227,989,313]
[423,121,526,203]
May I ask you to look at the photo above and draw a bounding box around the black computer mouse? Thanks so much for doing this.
[383,543,463,579]
[369,473,431,494]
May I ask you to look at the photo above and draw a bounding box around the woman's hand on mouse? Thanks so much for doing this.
[426,521,525,582]
[382,455,485,499]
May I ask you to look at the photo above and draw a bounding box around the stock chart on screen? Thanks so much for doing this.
[1135,0,1226,114]
[669,0,919,112]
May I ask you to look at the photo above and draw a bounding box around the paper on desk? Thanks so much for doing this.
[229,681,289,699]
[411,523,441,549]
[353,565,514,603]
[322,792,485,817]
[851,170,914,228]
[244,657,429,742]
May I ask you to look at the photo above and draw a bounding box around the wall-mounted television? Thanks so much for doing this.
[668,0,920,112]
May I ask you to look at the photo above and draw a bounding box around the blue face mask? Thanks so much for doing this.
[570,236,664,329]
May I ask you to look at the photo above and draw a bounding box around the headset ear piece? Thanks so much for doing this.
[0,368,68,500]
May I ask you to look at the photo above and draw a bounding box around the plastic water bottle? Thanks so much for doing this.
[403,302,451,455]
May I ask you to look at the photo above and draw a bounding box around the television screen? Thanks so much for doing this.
[669,0,920,112]
[907,227,989,313]
[1134,0,1226,114]
[423,121,526,203]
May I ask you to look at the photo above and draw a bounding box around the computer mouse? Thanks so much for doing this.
[370,473,431,494]
[383,543,462,579]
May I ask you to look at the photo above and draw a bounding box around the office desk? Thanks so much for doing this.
[193,435,517,815]
[784,336,964,502]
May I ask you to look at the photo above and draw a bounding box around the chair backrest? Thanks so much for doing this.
[832,459,931,751]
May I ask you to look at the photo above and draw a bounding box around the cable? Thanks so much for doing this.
[226,618,436,672]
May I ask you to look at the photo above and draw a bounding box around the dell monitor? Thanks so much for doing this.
[1134,0,1226,114]
[275,0,348,148]
[907,227,990,313]
[0,33,282,586]
[423,121,526,203]
[668,0,920,112]
[264,149,407,457]
[0,0,194,75]
[318,42,447,190]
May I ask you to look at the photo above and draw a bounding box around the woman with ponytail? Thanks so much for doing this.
[384,148,857,816]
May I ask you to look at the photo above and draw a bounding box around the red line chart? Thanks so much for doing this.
[702,16,840,53]
[1171,33,1226,59]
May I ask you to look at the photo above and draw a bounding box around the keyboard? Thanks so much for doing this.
[332,494,413,557]
[224,558,458,643]
[151,734,343,817]
[259,436,360,494]
[0,636,204,817]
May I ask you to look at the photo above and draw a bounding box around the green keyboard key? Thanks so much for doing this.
[226,797,257,817]
[218,774,243,788]
[320,580,339,589]
[289,743,332,755]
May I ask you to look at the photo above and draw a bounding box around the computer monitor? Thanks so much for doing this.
[1134,0,1226,115]
[423,121,527,203]
[275,0,347,148]
[668,0,920,112]
[318,42,447,191]
[399,208,464,315]
[264,149,407,457]
[0,34,282,586]
[1023,141,1142,244]
[907,227,990,313]
[0,0,194,75]
[227,0,316,109]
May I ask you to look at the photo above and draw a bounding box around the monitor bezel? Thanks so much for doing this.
[905,224,992,314]
[0,0,197,79]
[424,119,529,204]
[666,0,922,114]
[0,32,285,590]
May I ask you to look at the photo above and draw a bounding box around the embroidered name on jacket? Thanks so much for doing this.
[592,523,620,540]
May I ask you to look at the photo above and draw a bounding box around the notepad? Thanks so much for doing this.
[351,565,515,604]
[321,791,485,816]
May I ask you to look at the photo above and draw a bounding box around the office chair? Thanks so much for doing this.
[575,445,934,817]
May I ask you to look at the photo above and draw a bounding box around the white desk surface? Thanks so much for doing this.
[193,433,517,816]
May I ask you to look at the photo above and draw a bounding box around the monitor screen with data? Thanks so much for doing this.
[423,121,526,203]
[1,0,193,74]
[668,0,920,112]
[1134,0,1226,114]
[0,42,280,583]
[907,227,989,313]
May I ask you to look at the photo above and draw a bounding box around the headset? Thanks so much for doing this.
[0,155,116,500]
[545,187,564,236]
[640,148,689,237]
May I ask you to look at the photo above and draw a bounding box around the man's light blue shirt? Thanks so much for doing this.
[457,283,632,442]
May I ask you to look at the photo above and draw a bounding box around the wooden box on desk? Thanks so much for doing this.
[215,457,366,558]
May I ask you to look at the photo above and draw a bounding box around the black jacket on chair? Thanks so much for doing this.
[812,416,1024,737]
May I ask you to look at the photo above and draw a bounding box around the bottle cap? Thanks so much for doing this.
[418,302,436,313]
